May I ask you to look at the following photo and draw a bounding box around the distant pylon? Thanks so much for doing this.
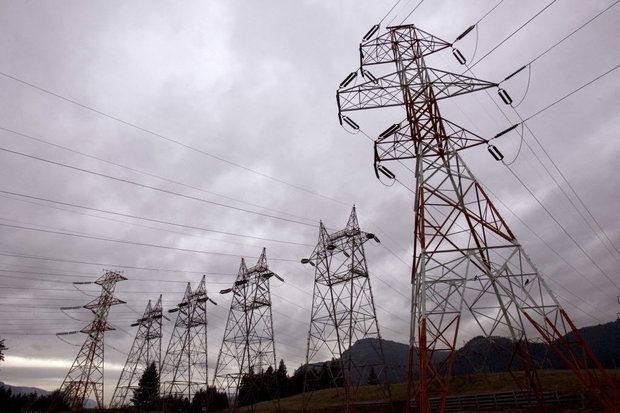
[160,276,216,401]
[109,295,164,408]
[59,270,127,409]
[336,23,620,412]
[301,207,392,413]
[212,248,283,411]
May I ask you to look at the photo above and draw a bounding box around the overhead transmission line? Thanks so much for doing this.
[0,125,315,224]
[529,0,620,65]
[0,266,230,282]
[468,0,559,70]
[0,221,299,262]
[475,0,506,26]
[0,193,292,251]
[0,251,218,274]
[398,0,425,25]
[519,63,620,122]
[0,71,347,207]
[0,189,312,247]
[0,145,320,228]
[378,0,402,25]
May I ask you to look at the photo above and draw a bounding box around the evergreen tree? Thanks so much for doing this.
[276,359,289,397]
[131,361,160,410]
[0,338,6,363]
[192,386,229,412]
[290,365,306,395]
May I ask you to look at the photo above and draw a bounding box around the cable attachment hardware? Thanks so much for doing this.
[497,88,513,105]
[452,48,466,65]
[454,24,476,42]
[339,115,360,131]
[361,69,378,83]
[493,123,520,139]
[487,144,504,161]
[339,71,358,89]
[363,24,380,41]
[503,65,528,82]
[379,123,401,138]
[375,163,396,180]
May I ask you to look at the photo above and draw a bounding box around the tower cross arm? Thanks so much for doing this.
[337,67,497,113]
[360,25,452,67]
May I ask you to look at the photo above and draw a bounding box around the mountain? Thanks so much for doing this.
[0,381,50,397]
[0,382,97,408]
[321,320,620,384]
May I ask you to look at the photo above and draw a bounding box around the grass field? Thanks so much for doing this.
[235,369,620,413]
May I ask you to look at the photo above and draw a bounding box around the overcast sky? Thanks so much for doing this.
[0,0,619,405]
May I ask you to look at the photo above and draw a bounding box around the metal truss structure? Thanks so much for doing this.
[212,248,283,411]
[110,295,164,408]
[301,207,392,413]
[160,276,216,401]
[336,24,620,412]
[59,270,127,409]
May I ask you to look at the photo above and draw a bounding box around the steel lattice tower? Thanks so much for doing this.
[212,248,283,411]
[301,207,392,412]
[336,24,620,412]
[59,270,127,409]
[110,295,164,408]
[160,275,216,401]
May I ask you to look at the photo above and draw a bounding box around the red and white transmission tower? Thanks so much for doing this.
[301,207,392,412]
[110,295,164,408]
[59,270,127,409]
[336,24,620,412]
[160,276,216,401]
[212,248,283,411]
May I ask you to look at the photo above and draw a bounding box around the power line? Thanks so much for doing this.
[505,166,620,291]
[0,193,285,251]
[479,181,618,301]
[0,189,313,247]
[521,122,620,260]
[0,250,226,274]
[528,0,620,65]
[378,0,402,25]
[0,71,347,207]
[469,0,558,70]
[0,124,315,224]
[522,63,620,122]
[399,0,425,25]
[0,145,319,228]
[0,268,230,284]
[0,220,299,262]
[475,0,506,26]
[500,122,620,268]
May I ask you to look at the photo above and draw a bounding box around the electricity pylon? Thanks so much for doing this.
[301,207,392,413]
[336,24,620,412]
[110,295,164,408]
[212,248,283,411]
[160,275,216,401]
[59,270,127,409]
